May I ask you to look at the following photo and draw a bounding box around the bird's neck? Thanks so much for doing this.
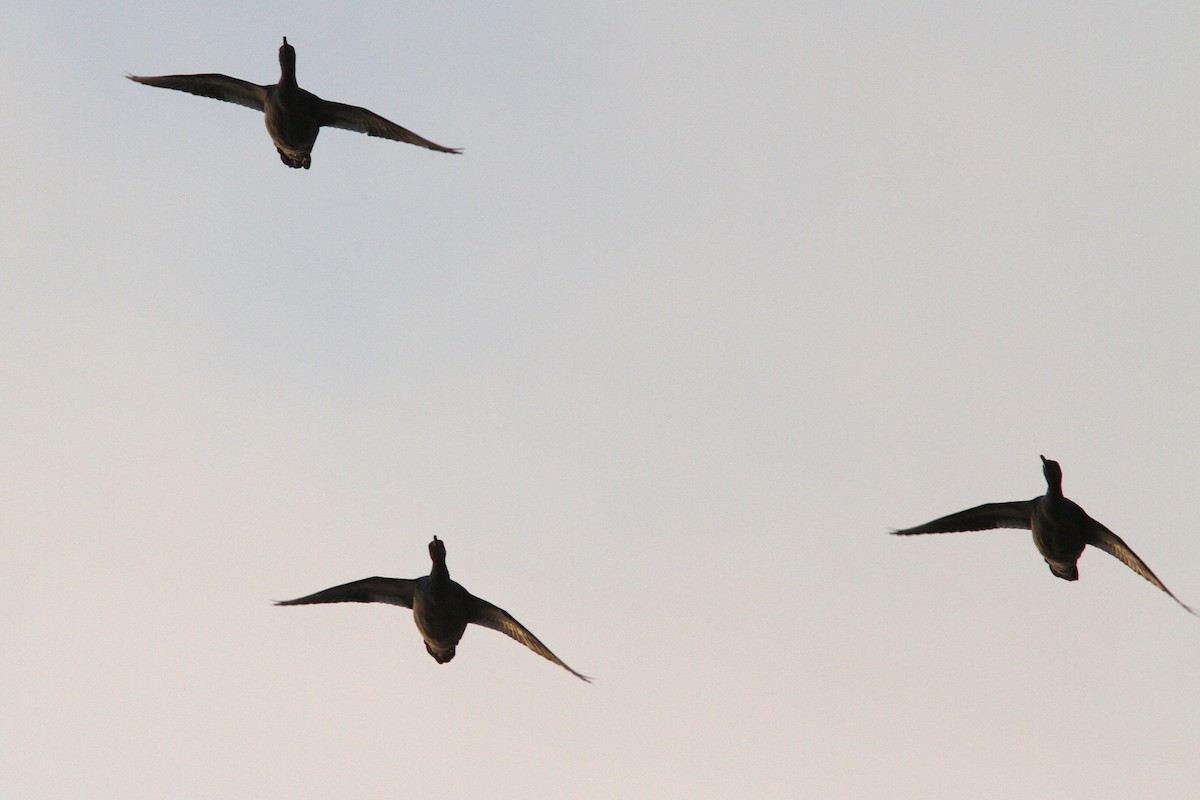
[429,561,451,586]
[278,62,298,92]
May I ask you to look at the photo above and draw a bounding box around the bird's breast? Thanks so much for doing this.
[263,96,320,154]
[412,592,468,649]
[1030,499,1087,564]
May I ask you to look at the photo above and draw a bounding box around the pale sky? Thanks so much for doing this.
[3,3,1199,798]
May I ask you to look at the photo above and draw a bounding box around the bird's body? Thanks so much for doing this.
[128,37,460,168]
[409,557,472,663]
[277,536,591,680]
[892,456,1195,614]
[262,83,320,168]
[1030,489,1088,580]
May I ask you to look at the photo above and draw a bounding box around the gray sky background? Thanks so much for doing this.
[3,3,1198,797]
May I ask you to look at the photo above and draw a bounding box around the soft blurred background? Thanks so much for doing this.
[2,3,1198,797]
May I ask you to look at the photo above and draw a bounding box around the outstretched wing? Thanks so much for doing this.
[891,500,1034,536]
[1085,519,1197,616]
[316,100,461,153]
[467,595,591,681]
[275,577,417,608]
[127,73,268,112]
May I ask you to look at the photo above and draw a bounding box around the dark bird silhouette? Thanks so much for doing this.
[127,37,460,168]
[276,536,591,680]
[892,455,1196,615]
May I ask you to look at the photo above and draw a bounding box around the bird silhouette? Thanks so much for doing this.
[277,536,591,680]
[128,37,460,168]
[892,456,1196,615]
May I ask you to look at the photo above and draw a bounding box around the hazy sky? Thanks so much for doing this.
[3,3,1199,798]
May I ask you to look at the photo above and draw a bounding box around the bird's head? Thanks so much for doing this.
[279,37,296,69]
[1039,455,1063,488]
[428,535,447,564]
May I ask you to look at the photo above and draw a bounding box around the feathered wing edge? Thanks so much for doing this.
[275,576,417,608]
[127,73,269,112]
[316,99,461,153]
[467,595,592,682]
[891,500,1035,536]
[1085,519,1197,616]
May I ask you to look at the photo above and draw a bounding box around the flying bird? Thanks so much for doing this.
[127,37,460,169]
[892,455,1196,615]
[276,536,591,681]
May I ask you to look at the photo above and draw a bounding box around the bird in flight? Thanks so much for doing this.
[277,536,591,680]
[128,37,460,169]
[892,455,1196,615]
